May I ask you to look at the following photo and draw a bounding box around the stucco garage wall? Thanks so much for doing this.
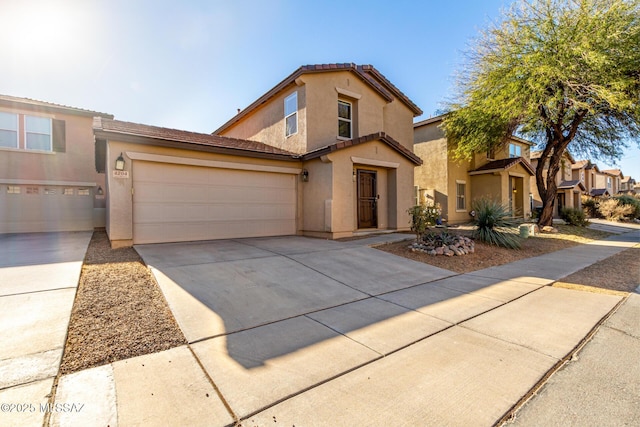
[105,140,302,247]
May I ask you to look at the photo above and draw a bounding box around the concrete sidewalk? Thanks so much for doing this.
[0,232,92,427]
[507,291,640,427]
[42,227,638,427]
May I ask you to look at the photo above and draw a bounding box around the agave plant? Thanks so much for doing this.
[471,197,521,249]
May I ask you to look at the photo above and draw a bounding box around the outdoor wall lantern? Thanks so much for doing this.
[115,153,125,171]
[301,169,309,182]
[96,186,104,196]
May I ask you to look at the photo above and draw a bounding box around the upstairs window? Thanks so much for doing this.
[284,92,297,137]
[338,100,352,139]
[509,143,521,158]
[0,112,18,148]
[25,116,52,151]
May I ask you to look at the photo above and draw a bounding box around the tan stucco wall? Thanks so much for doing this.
[301,140,414,237]
[218,70,415,155]
[105,140,303,246]
[413,122,472,224]
[0,107,106,227]
[217,84,307,154]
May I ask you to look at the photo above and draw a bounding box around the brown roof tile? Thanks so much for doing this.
[93,118,299,159]
[302,132,422,165]
[469,157,535,175]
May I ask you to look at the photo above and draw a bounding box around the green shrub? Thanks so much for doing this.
[408,204,441,242]
[614,195,640,219]
[581,195,600,218]
[471,197,521,249]
[597,198,634,221]
[560,207,589,226]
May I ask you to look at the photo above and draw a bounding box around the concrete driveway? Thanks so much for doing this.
[0,232,92,427]
[133,234,630,424]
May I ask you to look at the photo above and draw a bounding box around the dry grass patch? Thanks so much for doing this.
[377,225,613,274]
[557,244,640,293]
[59,231,187,374]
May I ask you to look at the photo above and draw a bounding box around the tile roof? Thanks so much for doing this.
[0,94,113,118]
[590,188,610,197]
[93,118,299,159]
[214,63,423,134]
[469,157,535,175]
[602,169,623,177]
[302,132,422,165]
[558,180,586,191]
[571,159,590,169]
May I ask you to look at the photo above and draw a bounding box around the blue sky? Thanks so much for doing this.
[1,0,638,178]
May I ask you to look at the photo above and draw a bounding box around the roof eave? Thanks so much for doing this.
[94,128,301,162]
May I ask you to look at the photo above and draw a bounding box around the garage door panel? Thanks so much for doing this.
[0,187,93,233]
[133,161,297,244]
[135,183,295,205]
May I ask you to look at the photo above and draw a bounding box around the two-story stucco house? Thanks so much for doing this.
[530,150,585,216]
[97,64,423,247]
[600,169,624,195]
[413,115,534,224]
[0,95,113,233]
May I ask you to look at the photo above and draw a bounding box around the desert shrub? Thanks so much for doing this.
[614,195,640,219]
[471,197,521,249]
[423,231,457,248]
[408,204,441,242]
[597,198,634,221]
[560,207,589,226]
[581,195,600,218]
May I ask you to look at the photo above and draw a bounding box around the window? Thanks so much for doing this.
[606,177,612,188]
[284,92,297,137]
[44,188,56,195]
[25,116,52,151]
[63,188,74,195]
[486,146,495,159]
[26,186,39,194]
[7,186,20,194]
[77,188,90,196]
[456,181,466,211]
[0,112,18,148]
[509,143,521,158]
[338,100,352,139]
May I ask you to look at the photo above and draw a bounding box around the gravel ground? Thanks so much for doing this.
[377,225,613,274]
[557,244,640,293]
[59,231,187,374]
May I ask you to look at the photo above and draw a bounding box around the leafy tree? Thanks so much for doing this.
[443,0,640,226]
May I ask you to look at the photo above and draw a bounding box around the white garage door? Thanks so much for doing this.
[132,161,297,244]
[0,185,94,233]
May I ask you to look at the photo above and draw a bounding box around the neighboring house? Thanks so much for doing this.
[573,160,611,197]
[414,115,534,224]
[97,64,423,247]
[530,150,585,217]
[620,175,637,194]
[601,169,624,194]
[0,95,113,234]
[595,169,621,196]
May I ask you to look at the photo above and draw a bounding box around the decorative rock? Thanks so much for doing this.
[542,226,559,233]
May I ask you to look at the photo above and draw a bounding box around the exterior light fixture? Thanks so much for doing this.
[115,153,125,171]
[96,186,104,196]
[301,169,309,182]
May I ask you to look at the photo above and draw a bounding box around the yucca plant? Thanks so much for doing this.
[471,197,521,249]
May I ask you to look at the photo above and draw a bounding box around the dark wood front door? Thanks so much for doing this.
[357,170,377,229]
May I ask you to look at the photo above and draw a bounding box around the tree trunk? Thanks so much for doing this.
[535,136,569,228]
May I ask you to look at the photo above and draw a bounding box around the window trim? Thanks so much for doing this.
[455,180,466,212]
[284,92,298,137]
[509,143,521,158]
[25,115,53,152]
[338,99,352,140]
[0,111,19,149]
